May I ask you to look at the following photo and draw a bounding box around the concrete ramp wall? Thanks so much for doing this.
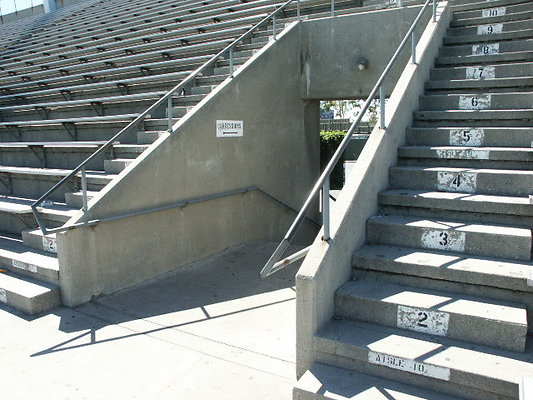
[58,22,321,306]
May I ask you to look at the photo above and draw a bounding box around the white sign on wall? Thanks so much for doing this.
[216,120,243,137]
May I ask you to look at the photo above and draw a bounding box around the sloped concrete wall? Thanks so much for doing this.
[58,22,321,306]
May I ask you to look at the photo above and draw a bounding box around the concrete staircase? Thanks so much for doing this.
[295,0,533,399]
[0,0,374,314]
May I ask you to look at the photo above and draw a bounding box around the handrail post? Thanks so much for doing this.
[379,85,385,129]
[167,95,173,132]
[229,47,234,77]
[331,0,335,17]
[322,177,330,241]
[81,167,88,214]
[411,31,417,64]
[297,0,300,20]
[272,14,277,40]
[432,0,436,22]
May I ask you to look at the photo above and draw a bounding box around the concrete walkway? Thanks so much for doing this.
[1,241,302,399]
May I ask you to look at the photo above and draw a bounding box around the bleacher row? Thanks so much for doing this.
[0,0,416,314]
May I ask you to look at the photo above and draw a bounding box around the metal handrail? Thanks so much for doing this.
[260,0,437,277]
[30,0,303,234]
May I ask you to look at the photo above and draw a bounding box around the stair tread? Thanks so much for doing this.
[0,233,57,269]
[0,270,58,297]
[337,279,526,326]
[391,165,533,176]
[0,195,76,215]
[369,214,531,237]
[380,189,531,207]
[295,362,461,400]
[352,244,533,292]
[316,319,533,395]
[0,165,116,178]
[398,145,533,160]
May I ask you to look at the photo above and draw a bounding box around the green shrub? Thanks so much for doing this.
[320,130,347,189]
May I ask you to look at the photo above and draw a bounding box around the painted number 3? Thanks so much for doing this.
[417,312,429,328]
[439,232,448,246]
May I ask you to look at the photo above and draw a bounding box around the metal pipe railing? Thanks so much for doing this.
[260,0,438,278]
[31,0,303,235]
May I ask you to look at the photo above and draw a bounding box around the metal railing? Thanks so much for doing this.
[260,0,438,277]
[30,0,305,235]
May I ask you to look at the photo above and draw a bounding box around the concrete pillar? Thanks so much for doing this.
[43,0,57,13]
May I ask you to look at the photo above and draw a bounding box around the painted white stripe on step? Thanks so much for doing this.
[477,23,503,35]
[459,95,491,110]
[42,237,57,253]
[0,288,6,303]
[421,229,466,252]
[436,148,489,159]
[466,66,495,79]
[437,171,477,192]
[450,128,484,146]
[12,260,38,273]
[527,269,533,287]
[482,7,505,17]
[472,43,499,55]
[397,305,450,336]
[368,351,451,380]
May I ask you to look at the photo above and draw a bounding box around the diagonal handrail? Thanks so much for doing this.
[31,0,304,234]
[260,0,438,277]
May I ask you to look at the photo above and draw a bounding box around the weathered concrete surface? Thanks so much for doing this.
[295,1,452,378]
[0,241,299,400]
[301,4,430,100]
[58,21,320,306]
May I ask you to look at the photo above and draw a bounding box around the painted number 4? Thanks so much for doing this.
[438,232,449,246]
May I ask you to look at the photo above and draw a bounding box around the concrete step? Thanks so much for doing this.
[378,189,533,228]
[452,1,533,23]
[294,362,461,400]
[137,130,167,144]
[314,319,533,400]
[0,166,115,201]
[430,61,533,80]
[451,9,533,28]
[397,145,533,170]
[0,195,77,235]
[0,270,60,314]
[443,27,533,46]
[405,127,533,147]
[22,229,57,254]
[447,18,533,37]
[389,165,533,197]
[335,280,527,352]
[412,109,533,127]
[104,158,133,174]
[0,142,145,170]
[451,0,532,13]
[352,244,533,294]
[419,92,533,110]
[65,190,99,208]
[439,37,533,57]
[366,214,532,261]
[435,50,533,67]
[425,76,533,94]
[0,233,58,285]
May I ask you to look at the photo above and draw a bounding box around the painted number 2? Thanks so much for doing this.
[417,312,429,328]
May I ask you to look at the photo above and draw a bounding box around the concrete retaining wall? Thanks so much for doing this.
[58,22,321,306]
[295,1,452,377]
[302,4,430,99]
